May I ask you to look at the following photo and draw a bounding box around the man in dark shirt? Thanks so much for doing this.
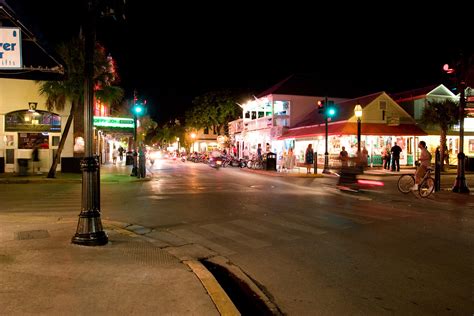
[390,142,402,171]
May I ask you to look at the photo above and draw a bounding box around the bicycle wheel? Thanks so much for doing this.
[419,177,434,198]
[397,174,415,193]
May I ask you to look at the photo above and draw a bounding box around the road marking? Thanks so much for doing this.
[259,216,327,235]
[171,229,236,256]
[201,224,271,249]
[284,213,352,230]
[184,260,240,316]
[230,219,299,241]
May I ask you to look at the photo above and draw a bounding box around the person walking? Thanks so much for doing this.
[390,142,402,172]
[112,146,118,165]
[305,144,314,174]
[32,141,41,174]
[339,146,349,168]
[118,146,124,161]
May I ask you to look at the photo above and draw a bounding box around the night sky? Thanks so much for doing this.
[6,1,472,123]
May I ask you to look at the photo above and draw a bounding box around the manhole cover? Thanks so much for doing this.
[14,230,50,240]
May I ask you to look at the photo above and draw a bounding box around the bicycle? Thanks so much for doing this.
[397,164,435,197]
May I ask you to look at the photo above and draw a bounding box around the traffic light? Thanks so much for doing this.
[317,99,325,114]
[132,102,145,116]
[327,106,336,118]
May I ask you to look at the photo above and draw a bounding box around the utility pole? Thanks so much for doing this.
[72,0,108,246]
[322,96,330,174]
[452,54,470,193]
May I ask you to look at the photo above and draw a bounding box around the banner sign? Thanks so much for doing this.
[93,116,134,129]
[0,28,22,69]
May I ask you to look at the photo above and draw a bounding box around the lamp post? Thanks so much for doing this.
[354,104,363,172]
[177,137,180,153]
[452,80,470,193]
[321,97,330,174]
[354,104,363,153]
[72,0,108,246]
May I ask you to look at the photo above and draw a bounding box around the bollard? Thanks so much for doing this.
[313,152,318,174]
[435,148,441,192]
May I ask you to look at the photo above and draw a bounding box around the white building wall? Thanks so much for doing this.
[0,78,73,172]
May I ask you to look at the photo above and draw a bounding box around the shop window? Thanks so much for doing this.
[244,111,250,119]
[52,136,60,146]
[266,112,272,117]
[18,133,49,149]
[258,111,264,118]
[5,110,61,132]
[251,111,256,120]
[204,127,209,135]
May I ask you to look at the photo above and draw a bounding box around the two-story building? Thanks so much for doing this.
[228,75,348,158]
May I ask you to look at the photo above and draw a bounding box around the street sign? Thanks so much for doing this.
[0,27,22,69]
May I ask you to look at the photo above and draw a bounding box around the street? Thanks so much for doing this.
[1,160,473,315]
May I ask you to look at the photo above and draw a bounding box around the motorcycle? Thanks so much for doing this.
[209,156,223,169]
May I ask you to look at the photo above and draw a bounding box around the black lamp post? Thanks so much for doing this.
[72,0,108,246]
[452,80,470,193]
[354,104,363,153]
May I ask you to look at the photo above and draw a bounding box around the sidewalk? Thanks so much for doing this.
[0,163,151,184]
[0,215,219,315]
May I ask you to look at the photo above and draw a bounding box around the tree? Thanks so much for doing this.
[38,37,123,178]
[186,90,241,135]
[420,99,459,170]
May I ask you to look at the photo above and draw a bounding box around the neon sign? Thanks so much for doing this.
[93,116,134,129]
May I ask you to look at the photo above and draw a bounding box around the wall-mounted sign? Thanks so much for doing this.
[5,110,61,132]
[0,28,22,69]
[93,116,134,129]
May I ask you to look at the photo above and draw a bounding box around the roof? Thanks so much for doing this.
[278,122,427,140]
[256,73,362,99]
[390,84,439,102]
[293,92,384,128]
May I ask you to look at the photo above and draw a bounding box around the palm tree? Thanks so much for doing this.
[420,99,459,170]
[38,37,123,178]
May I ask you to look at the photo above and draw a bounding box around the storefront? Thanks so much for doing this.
[2,108,62,173]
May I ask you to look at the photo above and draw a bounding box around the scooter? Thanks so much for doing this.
[209,156,223,169]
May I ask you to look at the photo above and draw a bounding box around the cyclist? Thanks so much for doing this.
[412,141,432,191]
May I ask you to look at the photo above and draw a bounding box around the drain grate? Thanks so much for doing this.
[118,241,178,265]
[14,230,50,240]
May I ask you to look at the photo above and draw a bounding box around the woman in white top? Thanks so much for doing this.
[412,141,431,190]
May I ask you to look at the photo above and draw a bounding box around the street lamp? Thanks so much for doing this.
[177,137,180,153]
[354,104,363,154]
[72,0,107,246]
[446,57,471,193]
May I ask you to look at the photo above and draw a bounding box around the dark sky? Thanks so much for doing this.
[7,1,472,123]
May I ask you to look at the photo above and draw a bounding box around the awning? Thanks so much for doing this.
[278,122,427,140]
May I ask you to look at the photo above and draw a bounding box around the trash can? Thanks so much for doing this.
[266,153,277,171]
[17,158,30,176]
[466,156,474,171]
[126,151,133,165]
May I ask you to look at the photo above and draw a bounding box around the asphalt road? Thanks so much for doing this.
[1,160,473,315]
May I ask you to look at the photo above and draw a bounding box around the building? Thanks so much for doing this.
[229,75,348,158]
[391,84,474,162]
[277,92,427,167]
[0,78,73,173]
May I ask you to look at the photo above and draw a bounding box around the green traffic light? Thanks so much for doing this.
[327,107,336,117]
[133,103,144,115]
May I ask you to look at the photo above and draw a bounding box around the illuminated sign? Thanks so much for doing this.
[0,28,22,69]
[93,116,134,129]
